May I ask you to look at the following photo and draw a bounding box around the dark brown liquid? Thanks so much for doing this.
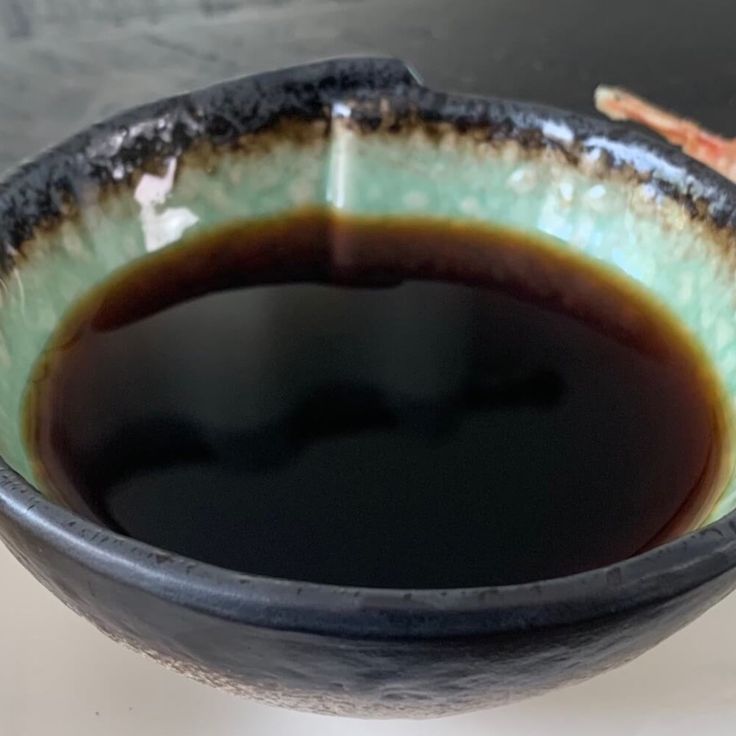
[25,211,728,588]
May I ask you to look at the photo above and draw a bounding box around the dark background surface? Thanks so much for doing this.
[0,0,734,172]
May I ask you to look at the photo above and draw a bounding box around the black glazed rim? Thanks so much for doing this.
[2,57,736,640]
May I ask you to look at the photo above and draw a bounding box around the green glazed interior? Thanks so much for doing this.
[3,118,736,527]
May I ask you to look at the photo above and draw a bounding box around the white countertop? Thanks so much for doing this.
[2,542,736,736]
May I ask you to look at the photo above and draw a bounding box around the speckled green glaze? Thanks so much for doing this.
[3,117,736,527]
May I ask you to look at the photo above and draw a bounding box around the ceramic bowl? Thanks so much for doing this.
[2,57,736,717]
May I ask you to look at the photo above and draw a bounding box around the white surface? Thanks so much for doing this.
[2,542,736,736]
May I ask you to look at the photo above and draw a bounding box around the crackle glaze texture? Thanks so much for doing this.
[4,58,736,717]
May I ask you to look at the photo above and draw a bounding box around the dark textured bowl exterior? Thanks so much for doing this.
[3,58,736,717]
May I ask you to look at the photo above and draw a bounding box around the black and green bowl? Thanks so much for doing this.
[2,58,736,717]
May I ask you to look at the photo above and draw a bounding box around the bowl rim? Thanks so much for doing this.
[2,56,736,640]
